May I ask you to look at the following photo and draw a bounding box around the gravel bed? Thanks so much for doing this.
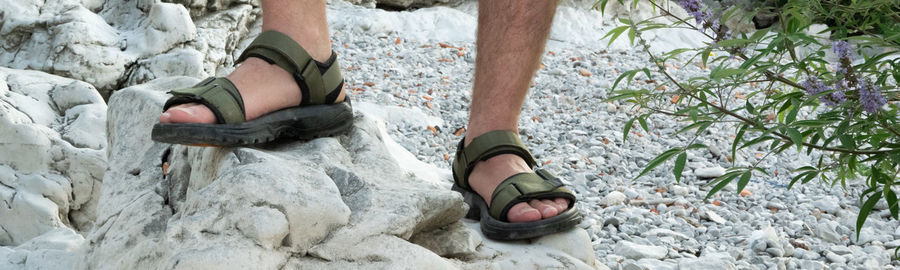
[331,26,900,269]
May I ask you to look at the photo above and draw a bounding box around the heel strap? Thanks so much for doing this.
[236,31,343,105]
[451,130,537,190]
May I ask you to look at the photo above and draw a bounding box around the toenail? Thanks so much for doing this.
[520,207,538,215]
[161,112,170,118]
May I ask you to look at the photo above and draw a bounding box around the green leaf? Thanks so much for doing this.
[885,188,899,220]
[603,92,636,102]
[638,117,650,133]
[706,172,740,200]
[594,0,610,13]
[746,101,756,115]
[736,171,752,195]
[640,68,652,80]
[786,128,803,151]
[603,26,630,47]
[674,153,687,184]
[623,117,635,142]
[675,121,713,135]
[634,148,682,180]
[749,28,769,41]
[856,191,882,242]
[794,120,835,128]
[788,171,814,190]
[785,98,801,124]
[710,68,748,80]
[611,70,636,91]
[714,38,752,47]
[731,125,747,165]
[701,48,711,67]
[685,143,707,150]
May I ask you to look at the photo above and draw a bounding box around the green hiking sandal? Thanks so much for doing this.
[451,130,582,240]
[151,30,352,147]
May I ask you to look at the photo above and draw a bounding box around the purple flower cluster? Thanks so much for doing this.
[677,0,714,27]
[859,80,887,114]
[832,41,854,60]
[802,77,845,107]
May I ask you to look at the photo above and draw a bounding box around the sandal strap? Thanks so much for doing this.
[451,130,538,190]
[164,77,245,124]
[236,30,344,106]
[489,169,576,221]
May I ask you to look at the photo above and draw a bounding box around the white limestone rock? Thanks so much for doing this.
[0,0,254,96]
[0,68,106,245]
[0,227,89,270]
[87,76,599,270]
[694,166,726,179]
[677,252,736,270]
[164,0,259,18]
[614,241,667,260]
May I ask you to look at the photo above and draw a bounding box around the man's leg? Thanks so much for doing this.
[159,0,344,124]
[465,0,569,223]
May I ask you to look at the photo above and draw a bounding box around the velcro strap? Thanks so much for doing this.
[489,172,575,221]
[301,61,325,104]
[165,77,245,124]
[452,130,538,189]
[237,31,311,74]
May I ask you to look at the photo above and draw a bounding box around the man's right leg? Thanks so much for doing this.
[159,0,344,124]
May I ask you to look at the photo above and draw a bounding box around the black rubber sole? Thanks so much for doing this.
[451,184,583,241]
[151,100,353,147]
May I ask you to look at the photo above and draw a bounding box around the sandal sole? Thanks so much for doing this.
[451,184,583,240]
[151,101,353,147]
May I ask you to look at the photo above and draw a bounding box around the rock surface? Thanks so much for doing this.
[0,67,106,250]
[84,77,600,269]
[3,0,900,269]
[0,0,258,97]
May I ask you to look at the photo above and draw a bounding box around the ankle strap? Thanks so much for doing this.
[236,31,344,105]
[452,130,538,190]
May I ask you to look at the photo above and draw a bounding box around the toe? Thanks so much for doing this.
[529,200,559,219]
[553,198,570,211]
[165,104,216,124]
[542,199,565,212]
[158,112,172,123]
[507,202,542,223]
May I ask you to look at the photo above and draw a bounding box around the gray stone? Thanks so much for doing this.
[676,252,735,270]
[615,241,667,260]
[816,222,842,243]
[765,247,784,257]
[604,191,628,206]
[829,245,852,255]
[797,260,827,270]
[694,167,725,178]
[813,198,841,214]
[825,251,846,264]
[410,222,481,257]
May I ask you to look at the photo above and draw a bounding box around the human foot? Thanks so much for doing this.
[158,57,346,124]
[466,153,571,223]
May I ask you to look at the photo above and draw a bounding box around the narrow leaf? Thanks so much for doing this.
[856,192,882,242]
[706,173,739,200]
[634,148,682,180]
[623,117,635,142]
[674,153,687,184]
[736,171,752,195]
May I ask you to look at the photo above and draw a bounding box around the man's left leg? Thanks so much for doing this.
[464,0,569,223]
